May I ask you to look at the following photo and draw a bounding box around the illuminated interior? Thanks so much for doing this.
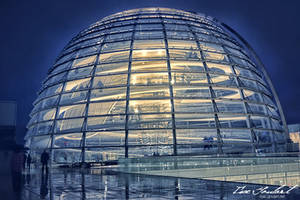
[25,8,287,164]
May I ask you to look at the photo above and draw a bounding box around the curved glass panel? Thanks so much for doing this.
[26,8,287,163]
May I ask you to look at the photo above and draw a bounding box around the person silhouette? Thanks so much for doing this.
[26,154,32,172]
[23,153,27,170]
[40,172,48,199]
[41,150,49,174]
[203,136,208,150]
[26,173,31,185]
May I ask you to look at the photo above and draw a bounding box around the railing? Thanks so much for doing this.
[118,152,300,173]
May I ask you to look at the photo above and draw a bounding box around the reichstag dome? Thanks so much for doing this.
[25,8,288,164]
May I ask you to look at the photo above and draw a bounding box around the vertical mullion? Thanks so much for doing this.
[80,35,107,163]
[49,58,75,166]
[187,23,223,155]
[160,10,177,156]
[266,109,278,152]
[124,14,140,158]
[220,21,288,151]
[218,43,258,153]
[222,43,276,153]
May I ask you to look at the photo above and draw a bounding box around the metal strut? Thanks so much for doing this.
[219,21,289,148]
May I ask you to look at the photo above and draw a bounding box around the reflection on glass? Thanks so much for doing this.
[128,145,173,157]
[243,89,263,103]
[129,99,171,113]
[101,41,131,52]
[30,135,51,149]
[169,49,201,60]
[206,62,232,74]
[72,55,97,68]
[174,99,213,113]
[274,131,285,143]
[95,62,128,75]
[55,118,84,133]
[85,131,124,146]
[262,94,276,107]
[173,86,210,98]
[251,116,271,129]
[108,25,134,33]
[76,46,98,56]
[215,100,245,113]
[32,96,58,115]
[132,49,166,59]
[52,61,72,74]
[36,121,53,135]
[196,32,215,41]
[170,60,204,72]
[203,52,227,61]
[248,103,267,115]
[64,78,91,92]
[67,67,93,79]
[213,87,241,99]
[267,106,280,118]
[54,133,82,148]
[136,23,163,31]
[176,129,217,144]
[165,24,189,31]
[45,72,67,86]
[60,91,87,105]
[53,149,81,163]
[135,31,164,39]
[105,32,132,42]
[85,147,125,162]
[87,116,125,130]
[93,74,127,88]
[56,52,75,66]
[200,43,224,53]
[99,51,130,63]
[128,129,172,145]
[133,39,165,49]
[172,72,207,85]
[26,8,286,161]
[255,130,272,143]
[128,114,172,129]
[168,40,198,49]
[220,129,251,143]
[40,84,63,99]
[231,56,250,67]
[58,104,86,119]
[218,114,248,128]
[240,77,258,90]
[131,60,167,72]
[88,101,126,115]
[90,87,126,101]
[271,119,282,131]
[166,31,194,39]
[130,85,170,98]
[209,74,236,86]
[225,46,248,59]
[38,108,56,121]
[131,72,169,85]
[234,66,254,78]
[175,113,216,128]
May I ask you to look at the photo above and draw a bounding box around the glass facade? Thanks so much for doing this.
[25,8,287,164]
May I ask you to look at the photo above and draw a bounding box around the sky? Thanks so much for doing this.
[1,0,300,143]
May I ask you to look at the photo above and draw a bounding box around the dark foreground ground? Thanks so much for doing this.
[16,167,299,200]
[1,150,300,200]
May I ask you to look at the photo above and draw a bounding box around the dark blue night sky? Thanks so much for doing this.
[1,0,300,143]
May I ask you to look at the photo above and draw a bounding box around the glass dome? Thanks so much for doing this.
[25,8,288,164]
